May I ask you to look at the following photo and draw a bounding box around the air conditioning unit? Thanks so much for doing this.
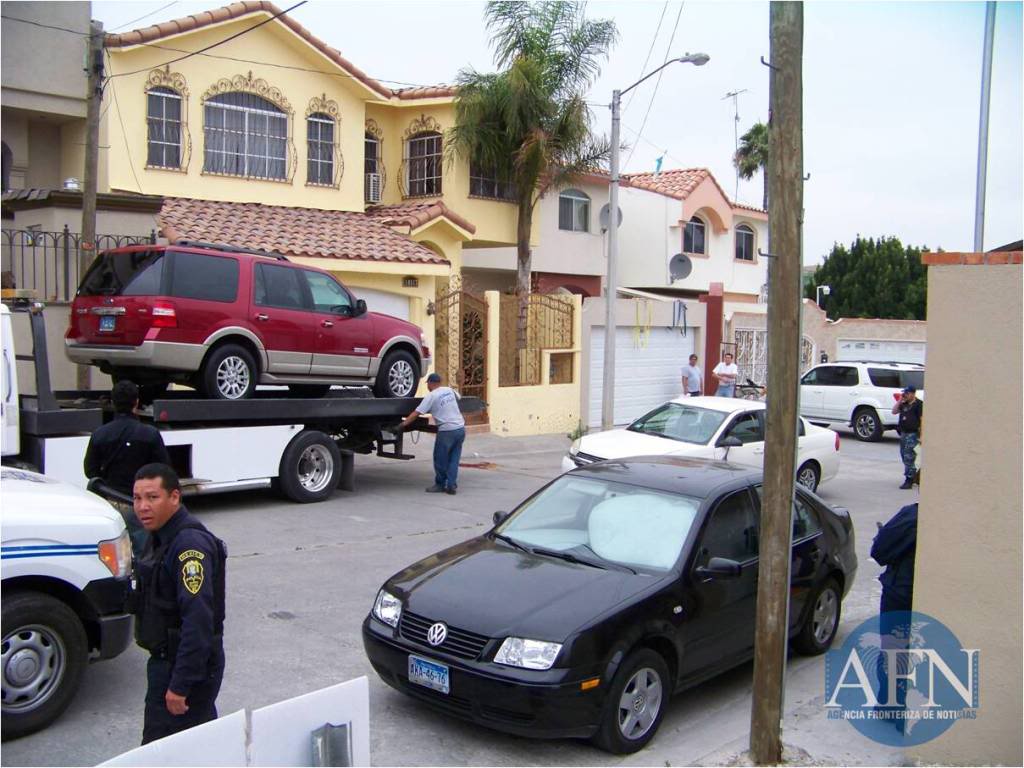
[365,173,382,203]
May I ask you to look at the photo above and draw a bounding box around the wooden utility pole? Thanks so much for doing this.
[78,19,104,390]
[749,3,803,765]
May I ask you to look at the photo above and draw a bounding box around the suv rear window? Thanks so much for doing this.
[169,251,239,302]
[868,368,925,390]
[78,250,165,296]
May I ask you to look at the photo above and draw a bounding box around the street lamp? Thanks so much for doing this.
[816,284,831,308]
[602,52,710,430]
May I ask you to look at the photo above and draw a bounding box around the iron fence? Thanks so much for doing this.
[1,226,157,302]
[498,293,575,387]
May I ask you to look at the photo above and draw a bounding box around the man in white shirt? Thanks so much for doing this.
[399,373,466,495]
[712,353,739,398]
[681,354,703,396]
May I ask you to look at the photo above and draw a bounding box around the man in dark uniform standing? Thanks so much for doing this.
[891,385,923,489]
[84,380,170,549]
[132,463,226,745]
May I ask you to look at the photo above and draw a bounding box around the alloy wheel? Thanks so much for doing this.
[297,444,334,493]
[216,356,251,399]
[617,666,663,741]
[388,360,415,397]
[812,587,839,645]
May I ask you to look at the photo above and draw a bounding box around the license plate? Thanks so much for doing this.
[408,655,449,694]
[99,315,116,332]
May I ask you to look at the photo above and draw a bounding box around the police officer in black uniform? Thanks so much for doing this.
[131,463,226,745]
[84,380,170,549]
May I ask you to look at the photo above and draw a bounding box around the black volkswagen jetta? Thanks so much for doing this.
[362,456,857,754]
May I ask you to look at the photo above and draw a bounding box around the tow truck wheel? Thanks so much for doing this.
[279,431,341,503]
[2,591,87,741]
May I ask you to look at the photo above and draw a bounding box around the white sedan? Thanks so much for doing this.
[562,396,840,491]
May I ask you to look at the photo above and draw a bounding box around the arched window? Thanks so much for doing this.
[204,92,287,180]
[735,224,755,261]
[405,131,442,196]
[365,132,381,202]
[306,112,334,186]
[558,189,590,232]
[146,86,182,168]
[683,216,706,255]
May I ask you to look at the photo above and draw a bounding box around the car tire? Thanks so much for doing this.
[201,344,257,400]
[1,591,87,741]
[852,407,883,442]
[287,385,331,399]
[792,577,842,655]
[796,461,821,492]
[278,430,341,503]
[592,648,671,754]
[373,350,419,398]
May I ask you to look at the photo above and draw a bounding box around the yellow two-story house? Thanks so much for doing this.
[101,0,528,359]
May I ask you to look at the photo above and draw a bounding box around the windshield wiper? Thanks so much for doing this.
[493,533,532,555]
[573,543,638,574]
[531,547,608,570]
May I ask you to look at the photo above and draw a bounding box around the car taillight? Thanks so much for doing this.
[835,433,841,452]
[151,300,177,328]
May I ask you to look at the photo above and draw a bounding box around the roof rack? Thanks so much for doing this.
[174,240,289,261]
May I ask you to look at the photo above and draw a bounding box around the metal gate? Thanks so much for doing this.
[433,289,488,408]
[734,328,816,384]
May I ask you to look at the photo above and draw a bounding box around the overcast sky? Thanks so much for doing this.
[92,0,1023,263]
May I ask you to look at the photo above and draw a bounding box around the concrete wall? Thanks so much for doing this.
[727,299,927,364]
[1,2,90,118]
[484,291,582,437]
[909,253,1022,765]
[617,185,768,299]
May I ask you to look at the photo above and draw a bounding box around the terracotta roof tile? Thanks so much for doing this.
[624,167,766,214]
[159,198,449,265]
[104,1,456,102]
[366,200,476,235]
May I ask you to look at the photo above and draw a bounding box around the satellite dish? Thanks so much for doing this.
[599,203,623,232]
[669,253,693,281]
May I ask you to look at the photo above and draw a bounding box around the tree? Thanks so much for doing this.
[734,121,769,211]
[447,0,618,298]
[804,236,928,320]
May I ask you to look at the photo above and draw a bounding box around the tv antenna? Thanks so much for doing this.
[723,88,749,200]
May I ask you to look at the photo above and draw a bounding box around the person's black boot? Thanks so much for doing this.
[899,479,914,490]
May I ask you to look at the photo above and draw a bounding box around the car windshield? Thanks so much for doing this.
[78,250,164,296]
[497,475,700,572]
[626,402,728,445]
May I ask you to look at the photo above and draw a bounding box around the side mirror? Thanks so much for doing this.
[355,299,368,316]
[492,510,510,527]
[716,435,743,449]
[695,556,742,579]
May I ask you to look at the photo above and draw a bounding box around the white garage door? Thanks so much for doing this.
[589,326,695,427]
[837,339,926,365]
[349,287,410,320]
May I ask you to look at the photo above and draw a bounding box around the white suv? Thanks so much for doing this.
[799,362,925,441]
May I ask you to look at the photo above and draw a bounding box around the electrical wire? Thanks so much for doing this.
[623,1,685,171]
[623,1,669,114]
[109,1,180,32]
[106,1,309,80]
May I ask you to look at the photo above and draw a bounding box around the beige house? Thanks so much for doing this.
[909,248,1022,765]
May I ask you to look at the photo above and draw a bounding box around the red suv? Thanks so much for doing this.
[66,242,431,400]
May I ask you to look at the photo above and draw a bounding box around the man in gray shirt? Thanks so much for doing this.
[399,373,465,495]
[681,354,703,396]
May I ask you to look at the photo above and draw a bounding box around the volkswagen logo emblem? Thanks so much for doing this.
[426,622,448,647]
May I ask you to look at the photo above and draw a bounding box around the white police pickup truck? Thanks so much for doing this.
[1,467,133,740]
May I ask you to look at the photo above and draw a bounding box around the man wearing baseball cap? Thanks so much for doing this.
[891,385,923,489]
[399,372,466,495]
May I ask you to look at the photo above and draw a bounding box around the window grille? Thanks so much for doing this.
[469,162,516,200]
[405,132,442,196]
[306,113,334,185]
[204,92,287,180]
[147,87,182,168]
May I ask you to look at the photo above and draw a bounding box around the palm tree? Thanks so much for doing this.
[734,121,769,211]
[447,1,618,298]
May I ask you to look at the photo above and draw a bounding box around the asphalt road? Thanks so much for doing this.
[2,430,915,767]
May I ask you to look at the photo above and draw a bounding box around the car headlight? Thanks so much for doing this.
[98,530,132,578]
[494,637,562,670]
[372,589,402,628]
[569,438,581,457]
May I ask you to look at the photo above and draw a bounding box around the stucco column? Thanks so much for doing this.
[700,282,724,388]
[484,291,500,407]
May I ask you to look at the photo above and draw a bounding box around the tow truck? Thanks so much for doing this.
[2,300,482,503]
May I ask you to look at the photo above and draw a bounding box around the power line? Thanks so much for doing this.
[107,1,309,80]
[109,1,180,32]
[623,1,669,114]
[623,1,684,170]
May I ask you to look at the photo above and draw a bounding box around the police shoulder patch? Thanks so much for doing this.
[181,558,204,595]
[178,549,205,562]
